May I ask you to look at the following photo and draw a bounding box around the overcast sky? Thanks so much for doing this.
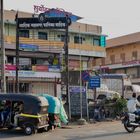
[4,0,140,39]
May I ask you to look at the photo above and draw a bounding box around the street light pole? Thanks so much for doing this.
[0,0,6,93]
[64,15,70,118]
[79,26,83,119]
[15,12,19,93]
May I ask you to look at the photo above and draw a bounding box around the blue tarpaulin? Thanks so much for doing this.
[37,94,68,124]
[38,94,60,114]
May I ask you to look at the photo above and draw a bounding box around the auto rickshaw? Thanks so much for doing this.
[0,93,49,135]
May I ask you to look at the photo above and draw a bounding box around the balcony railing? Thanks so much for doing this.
[4,36,105,53]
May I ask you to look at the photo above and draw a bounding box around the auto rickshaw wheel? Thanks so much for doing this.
[23,124,36,135]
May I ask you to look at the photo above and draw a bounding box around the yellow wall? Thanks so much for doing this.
[5,36,105,53]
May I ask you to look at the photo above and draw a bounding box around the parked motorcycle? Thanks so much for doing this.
[122,112,140,133]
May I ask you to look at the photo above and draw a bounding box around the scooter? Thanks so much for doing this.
[122,112,140,133]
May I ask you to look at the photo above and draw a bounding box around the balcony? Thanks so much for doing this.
[4,36,106,57]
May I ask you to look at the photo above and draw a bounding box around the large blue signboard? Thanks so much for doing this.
[88,76,101,88]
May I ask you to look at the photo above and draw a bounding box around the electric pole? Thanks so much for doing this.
[0,0,6,93]
[15,12,19,93]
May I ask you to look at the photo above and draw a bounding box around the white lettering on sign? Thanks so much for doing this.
[31,23,43,28]
[19,23,30,28]
[55,22,66,27]
[19,22,66,29]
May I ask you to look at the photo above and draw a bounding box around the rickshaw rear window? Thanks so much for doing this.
[38,96,49,106]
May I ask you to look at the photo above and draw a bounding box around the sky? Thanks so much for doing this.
[3,0,140,39]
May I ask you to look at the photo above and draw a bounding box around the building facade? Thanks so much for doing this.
[2,9,106,96]
[95,32,140,85]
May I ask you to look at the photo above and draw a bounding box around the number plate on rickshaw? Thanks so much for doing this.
[128,113,136,122]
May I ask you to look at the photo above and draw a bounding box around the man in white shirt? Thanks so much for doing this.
[127,92,140,115]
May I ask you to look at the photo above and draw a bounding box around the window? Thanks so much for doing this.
[57,34,70,42]
[19,58,31,70]
[38,32,48,40]
[132,51,137,60]
[93,36,100,46]
[57,34,65,42]
[101,58,105,65]
[19,83,29,93]
[110,55,115,64]
[120,53,125,62]
[19,30,29,38]
[74,36,82,44]
[31,58,37,65]
[93,39,100,46]
[7,56,14,64]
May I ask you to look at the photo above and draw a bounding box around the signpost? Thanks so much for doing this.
[88,76,101,88]
[15,9,82,119]
[15,13,71,94]
[88,76,101,101]
[0,0,6,93]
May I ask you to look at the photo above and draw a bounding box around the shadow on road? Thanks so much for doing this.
[0,129,25,138]
[67,131,133,140]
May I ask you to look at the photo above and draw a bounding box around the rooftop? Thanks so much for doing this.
[107,32,140,48]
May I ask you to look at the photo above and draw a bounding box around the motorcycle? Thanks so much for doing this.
[122,112,140,133]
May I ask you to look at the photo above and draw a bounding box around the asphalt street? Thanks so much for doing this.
[0,121,140,140]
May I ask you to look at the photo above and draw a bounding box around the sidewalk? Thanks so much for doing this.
[61,119,120,129]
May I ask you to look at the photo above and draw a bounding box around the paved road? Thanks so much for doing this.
[0,121,140,140]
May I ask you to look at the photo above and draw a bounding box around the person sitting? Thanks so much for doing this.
[127,92,140,115]
[1,101,11,126]
[0,101,5,125]
[13,102,23,127]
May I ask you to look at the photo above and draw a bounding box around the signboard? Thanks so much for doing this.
[48,65,60,72]
[19,44,39,51]
[33,6,82,22]
[69,86,88,117]
[88,76,100,88]
[5,70,61,78]
[82,71,90,81]
[32,65,48,72]
[17,16,71,29]
[5,64,16,70]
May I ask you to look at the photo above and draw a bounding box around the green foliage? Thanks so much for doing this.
[114,97,127,115]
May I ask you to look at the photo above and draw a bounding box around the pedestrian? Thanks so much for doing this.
[94,106,101,121]
[100,106,105,120]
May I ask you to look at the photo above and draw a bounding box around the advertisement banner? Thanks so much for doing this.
[48,65,60,72]
[5,64,16,70]
[69,60,80,70]
[32,65,48,72]
[19,44,39,51]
